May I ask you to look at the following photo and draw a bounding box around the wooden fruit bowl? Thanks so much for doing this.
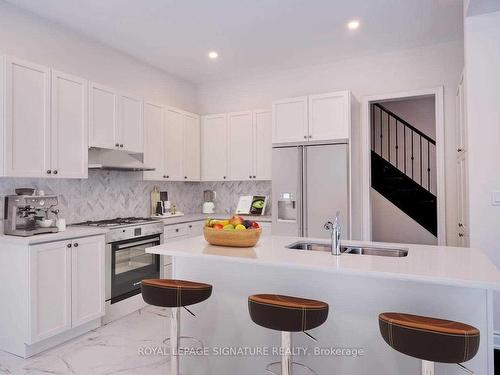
[203,227,262,247]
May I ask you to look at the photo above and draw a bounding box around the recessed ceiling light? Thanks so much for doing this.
[208,51,218,59]
[347,20,360,30]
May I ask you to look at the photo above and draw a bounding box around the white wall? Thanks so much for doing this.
[464,10,500,331]
[371,189,437,245]
[0,1,197,112]
[382,97,436,139]
[198,40,464,244]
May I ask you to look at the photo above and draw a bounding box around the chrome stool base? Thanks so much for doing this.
[162,336,204,348]
[266,361,318,375]
[264,332,318,375]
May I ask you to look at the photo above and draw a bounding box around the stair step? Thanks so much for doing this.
[371,151,437,236]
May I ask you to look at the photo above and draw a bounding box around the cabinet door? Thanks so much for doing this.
[51,70,88,179]
[143,101,165,180]
[71,236,105,327]
[456,73,467,154]
[4,57,50,177]
[164,107,184,180]
[308,91,350,141]
[89,82,118,149]
[228,111,253,180]
[253,110,272,180]
[29,241,72,343]
[202,114,228,181]
[272,96,308,143]
[187,221,204,237]
[118,94,143,153]
[183,112,201,181]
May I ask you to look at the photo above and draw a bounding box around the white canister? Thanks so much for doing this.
[56,218,66,232]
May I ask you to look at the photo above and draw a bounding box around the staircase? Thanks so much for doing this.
[371,103,437,236]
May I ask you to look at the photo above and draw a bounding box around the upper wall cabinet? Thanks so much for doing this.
[89,82,143,153]
[272,91,351,144]
[118,94,143,153]
[143,105,200,181]
[253,109,272,180]
[228,111,254,180]
[89,82,117,150]
[2,57,88,178]
[183,112,201,181]
[4,57,50,177]
[308,91,350,141]
[272,96,308,143]
[202,114,228,181]
[143,101,165,181]
[51,71,88,179]
[202,109,272,182]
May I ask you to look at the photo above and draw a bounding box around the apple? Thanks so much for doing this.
[229,215,244,227]
[251,221,260,229]
[213,223,224,230]
[223,224,235,230]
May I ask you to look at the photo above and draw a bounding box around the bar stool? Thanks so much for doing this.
[378,312,480,375]
[141,279,212,375]
[248,294,329,375]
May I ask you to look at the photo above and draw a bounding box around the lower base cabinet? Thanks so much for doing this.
[29,235,105,344]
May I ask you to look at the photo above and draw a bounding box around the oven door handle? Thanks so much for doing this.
[115,238,160,250]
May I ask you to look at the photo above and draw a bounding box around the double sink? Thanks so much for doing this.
[286,241,408,257]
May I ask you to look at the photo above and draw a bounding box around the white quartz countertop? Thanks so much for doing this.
[147,235,500,290]
[0,226,109,245]
[157,213,272,225]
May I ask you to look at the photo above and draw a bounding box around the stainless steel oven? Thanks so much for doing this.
[104,222,164,306]
[109,234,160,304]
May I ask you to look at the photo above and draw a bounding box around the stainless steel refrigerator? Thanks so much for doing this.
[272,142,349,238]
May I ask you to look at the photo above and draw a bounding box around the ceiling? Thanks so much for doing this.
[5,0,463,84]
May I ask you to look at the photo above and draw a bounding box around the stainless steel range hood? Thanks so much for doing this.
[88,148,155,171]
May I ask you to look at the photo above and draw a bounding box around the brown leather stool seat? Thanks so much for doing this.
[141,279,212,308]
[379,312,480,364]
[248,294,329,332]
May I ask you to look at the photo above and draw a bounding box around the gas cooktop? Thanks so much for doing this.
[73,217,158,228]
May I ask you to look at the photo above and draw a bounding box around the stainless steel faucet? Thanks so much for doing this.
[324,212,341,255]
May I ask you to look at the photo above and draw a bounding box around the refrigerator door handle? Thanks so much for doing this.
[297,145,303,237]
[303,146,308,237]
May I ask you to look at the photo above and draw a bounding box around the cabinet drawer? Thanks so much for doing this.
[164,224,188,239]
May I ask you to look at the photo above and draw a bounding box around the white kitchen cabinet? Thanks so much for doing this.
[118,93,143,153]
[164,107,185,180]
[183,112,201,181]
[253,110,272,180]
[4,56,51,177]
[143,101,165,180]
[71,236,105,327]
[272,91,351,144]
[51,70,88,179]
[29,240,72,344]
[272,96,308,143]
[28,235,105,345]
[202,114,228,181]
[228,111,254,180]
[308,91,350,141]
[89,82,118,150]
[90,83,143,153]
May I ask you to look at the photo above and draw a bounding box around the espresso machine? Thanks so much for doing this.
[4,194,59,236]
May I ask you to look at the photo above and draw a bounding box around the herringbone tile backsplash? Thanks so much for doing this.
[0,171,271,224]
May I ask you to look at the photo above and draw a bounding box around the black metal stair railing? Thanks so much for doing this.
[371,103,436,194]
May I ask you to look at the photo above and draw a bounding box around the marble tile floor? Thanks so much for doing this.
[0,307,175,375]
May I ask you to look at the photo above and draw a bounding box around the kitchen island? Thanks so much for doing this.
[147,236,500,375]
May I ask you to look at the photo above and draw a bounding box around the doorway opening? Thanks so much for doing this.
[361,88,445,245]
